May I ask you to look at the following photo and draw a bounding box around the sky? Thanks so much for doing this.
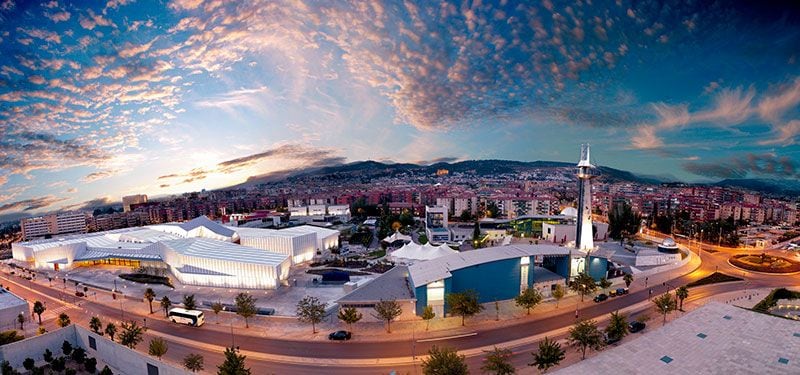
[0,0,799,219]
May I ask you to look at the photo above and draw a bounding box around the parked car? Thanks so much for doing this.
[328,331,353,341]
[593,293,608,303]
[616,288,629,295]
[604,333,621,345]
[74,292,85,297]
[328,330,352,341]
[629,321,646,333]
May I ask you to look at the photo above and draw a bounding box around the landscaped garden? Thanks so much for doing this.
[686,272,743,288]
[729,253,800,274]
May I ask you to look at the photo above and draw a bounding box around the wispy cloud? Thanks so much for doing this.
[683,153,799,179]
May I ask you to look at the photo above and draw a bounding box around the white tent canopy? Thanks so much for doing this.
[382,231,412,244]
[390,242,458,263]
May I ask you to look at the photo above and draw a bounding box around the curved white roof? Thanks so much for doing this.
[391,242,457,263]
[408,244,571,288]
[383,231,412,243]
[161,238,289,266]
[660,237,679,248]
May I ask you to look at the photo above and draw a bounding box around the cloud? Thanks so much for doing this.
[81,169,120,183]
[414,157,460,165]
[44,10,71,22]
[0,131,111,177]
[683,153,799,179]
[0,195,68,214]
[194,86,270,112]
[632,77,800,151]
[59,196,117,212]
[79,9,115,30]
[159,144,347,185]
[18,28,61,44]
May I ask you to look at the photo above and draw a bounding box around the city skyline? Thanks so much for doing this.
[1,0,800,218]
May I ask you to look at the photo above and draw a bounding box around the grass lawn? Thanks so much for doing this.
[686,272,743,288]
[368,249,386,258]
[752,288,800,312]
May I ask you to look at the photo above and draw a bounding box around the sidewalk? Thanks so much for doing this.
[3,244,702,344]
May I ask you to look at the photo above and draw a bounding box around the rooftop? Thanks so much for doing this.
[160,238,289,266]
[556,302,800,374]
[408,244,571,287]
[337,266,415,303]
[0,289,28,311]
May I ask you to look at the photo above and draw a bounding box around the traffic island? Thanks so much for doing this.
[729,253,800,274]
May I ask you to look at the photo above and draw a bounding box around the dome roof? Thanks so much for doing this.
[661,237,678,247]
[560,207,578,217]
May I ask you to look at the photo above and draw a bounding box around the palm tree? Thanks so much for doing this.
[89,317,103,335]
[144,288,156,314]
[211,302,223,324]
[104,323,117,341]
[675,286,689,311]
[160,296,172,317]
[57,313,71,327]
[32,301,45,325]
[605,311,628,342]
[529,336,565,373]
[653,293,677,325]
[183,353,204,373]
[623,273,634,288]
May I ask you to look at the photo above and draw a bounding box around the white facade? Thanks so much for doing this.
[12,224,291,289]
[235,227,317,264]
[21,211,88,241]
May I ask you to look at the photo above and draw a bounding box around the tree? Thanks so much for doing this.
[104,323,117,341]
[653,293,677,325]
[234,293,257,328]
[32,301,45,325]
[144,288,156,314]
[160,296,172,317]
[623,273,633,288]
[598,278,612,293]
[481,347,515,375]
[568,319,604,359]
[22,358,34,371]
[421,346,468,375]
[71,348,86,364]
[515,288,543,315]
[569,272,597,302]
[529,336,566,373]
[118,321,144,349]
[0,361,12,375]
[148,338,168,360]
[296,296,326,333]
[51,357,67,372]
[61,341,73,356]
[485,201,500,219]
[421,305,435,331]
[337,307,362,331]
[211,302,224,324]
[675,286,689,311]
[446,290,485,326]
[605,311,629,342]
[43,349,53,363]
[217,347,251,375]
[183,353,204,373]
[84,357,98,373]
[37,327,47,335]
[57,313,71,328]
[472,221,482,248]
[373,299,403,333]
[89,317,103,335]
[460,209,473,222]
[552,284,566,308]
[608,201,641,239]
[99,365,113,375]
[182,294,196,310]
[0,330,24,345]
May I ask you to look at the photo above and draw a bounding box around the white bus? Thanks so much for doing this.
[168,308,205,327]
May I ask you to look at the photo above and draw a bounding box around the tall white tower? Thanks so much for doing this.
[575,144,597,251]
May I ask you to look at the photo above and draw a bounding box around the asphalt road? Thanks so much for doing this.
[3,239,797,374]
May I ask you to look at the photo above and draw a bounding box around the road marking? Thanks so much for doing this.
[416,332,477,342]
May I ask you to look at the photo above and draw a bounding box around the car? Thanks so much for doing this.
[328,330,352,341]
[615,288,629,296]
[629,321,646,333]
[608,290,617,297]
[604,333,621,345]
[593,293,608,303]
[74,292,85,297]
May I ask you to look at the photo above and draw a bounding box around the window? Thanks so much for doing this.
[147,363,159,375]
[88,336,96,350]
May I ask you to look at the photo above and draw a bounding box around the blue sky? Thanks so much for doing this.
[0,0,799,218]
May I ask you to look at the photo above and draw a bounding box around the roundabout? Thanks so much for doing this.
[728,253,800,274]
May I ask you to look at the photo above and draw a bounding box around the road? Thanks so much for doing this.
[3,238,798,374]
